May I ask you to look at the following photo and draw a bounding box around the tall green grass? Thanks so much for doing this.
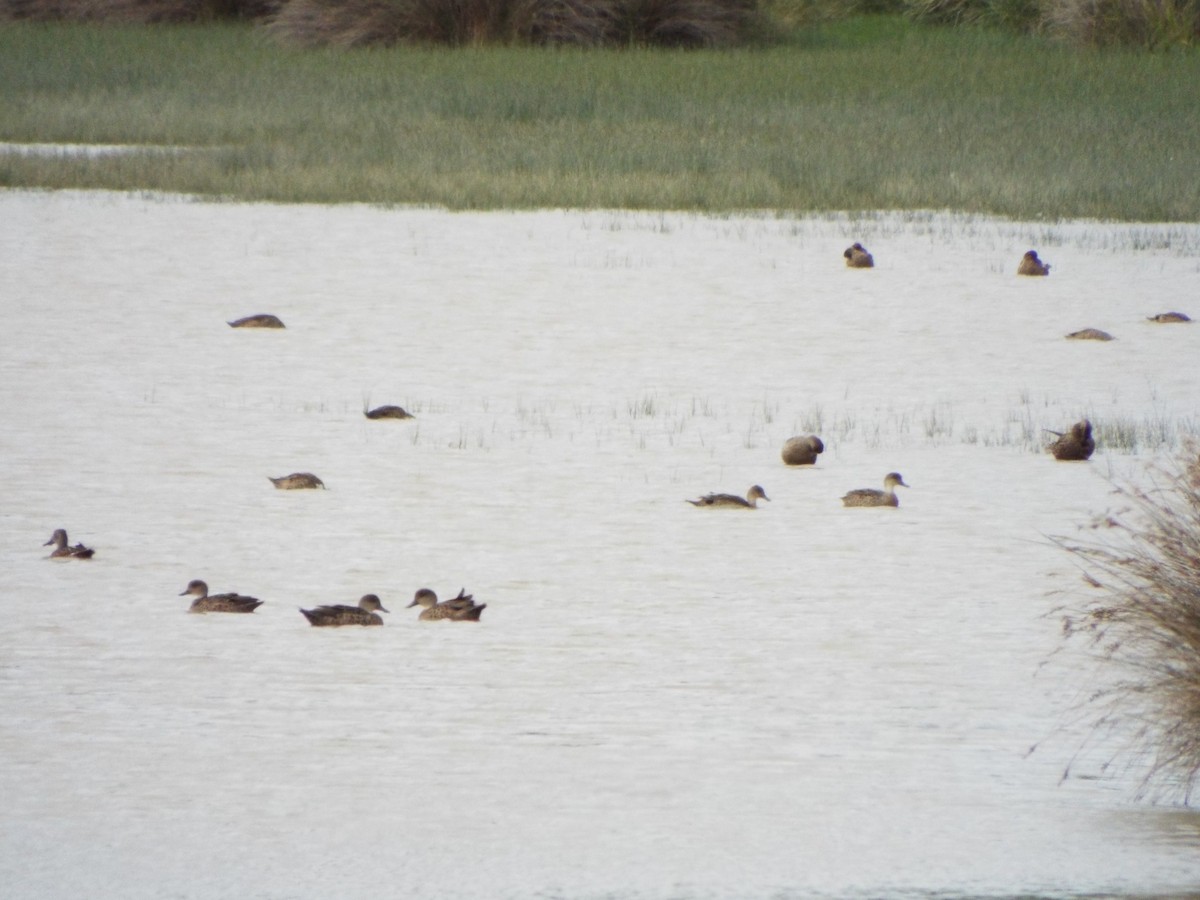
[2,18,1198,216]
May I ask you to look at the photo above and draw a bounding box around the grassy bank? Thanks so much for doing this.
[2,17,1199,217]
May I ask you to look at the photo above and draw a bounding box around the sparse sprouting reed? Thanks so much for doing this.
[1051,443,1200,803]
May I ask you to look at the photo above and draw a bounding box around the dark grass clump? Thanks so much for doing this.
[265,0,762,47]
[1051,443,1200,803]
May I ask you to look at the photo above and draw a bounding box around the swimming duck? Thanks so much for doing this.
[364,405,414,420]
[842,472,909,507]
[1147,312,1191,323]
[300,594,389,627]
[1048,419,1095,461]
[228,314,285,328]
[407,588,487,621]
[1017,250,1051,276]
[687,485,770,509]
[180,579,263,614]
[781,435,825,466]
[1065,328,1114,341]
[269,472,326,490]
[43,528,95,559]
[843,243,874,268]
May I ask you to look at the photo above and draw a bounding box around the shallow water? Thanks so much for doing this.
[2,190,1199,898]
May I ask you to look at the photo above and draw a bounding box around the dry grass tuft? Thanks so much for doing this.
[1052,442,1200,803]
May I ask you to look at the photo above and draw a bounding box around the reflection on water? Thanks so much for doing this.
[1,190,1199,899]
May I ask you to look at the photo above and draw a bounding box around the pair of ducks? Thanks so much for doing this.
[687,472,910,509]
[846,244,1053,278]
[1064,312,1190,342]
[300,588,485,626]
[180,580,486,624]
[300,587,485,625]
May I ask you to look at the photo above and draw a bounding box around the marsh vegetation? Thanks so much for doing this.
[1052,445,1200,803]
[2,15,1198,217]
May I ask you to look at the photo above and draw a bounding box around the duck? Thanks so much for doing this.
[842,472,909,507]
[1065,328,1114,341]
[364,405,414,420]
[843,242,874,268]
[1048,419,1095,461]
[1017,250,1051,276]
[1147,312,1191,323]
[180,579,263,614]
[407,588,487,621]
[300,594,389,627]
[228,314,285,328]
[269,472,326,490]
[43,528,95,559]
[781,435,825,466]
[687,485,769,509]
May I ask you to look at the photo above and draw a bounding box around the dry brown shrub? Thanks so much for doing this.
[1041,0,1199,47]
[264,0,760,46]
[264,0,408,43]
[611,0,759,45]
[1051,442,1200,803]
[1,0,277,21]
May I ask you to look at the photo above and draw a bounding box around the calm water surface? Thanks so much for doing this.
[2,191,1199,898]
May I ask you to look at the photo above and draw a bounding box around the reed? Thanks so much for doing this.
[1,18,1199,217]
[1052,444,1200,802]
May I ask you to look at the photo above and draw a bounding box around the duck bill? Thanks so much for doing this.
[379,605,391,614]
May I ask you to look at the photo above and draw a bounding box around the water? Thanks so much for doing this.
[2,190,1199,898]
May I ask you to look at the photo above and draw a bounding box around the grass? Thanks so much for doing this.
[1050,444,1200,803]
[1,17,1199,217]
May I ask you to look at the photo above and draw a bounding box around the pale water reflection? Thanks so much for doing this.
[1,190,1199,898]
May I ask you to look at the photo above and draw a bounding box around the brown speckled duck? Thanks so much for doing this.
[1017,250,1051,276]
[1048,419,1095,461]
[228,314,285,329]
[364,405,414,420]
[1147,312,1191,323]
[180,579,263,614]
[300,594,389,627]
[269,472,326,490]
[843,243,874,268]
[407,588,487,621]
[43,528,94,559]
[687,485,769,509]
[842,472,909,508]
[1065,328,1114,341]
[781,435,825,466]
